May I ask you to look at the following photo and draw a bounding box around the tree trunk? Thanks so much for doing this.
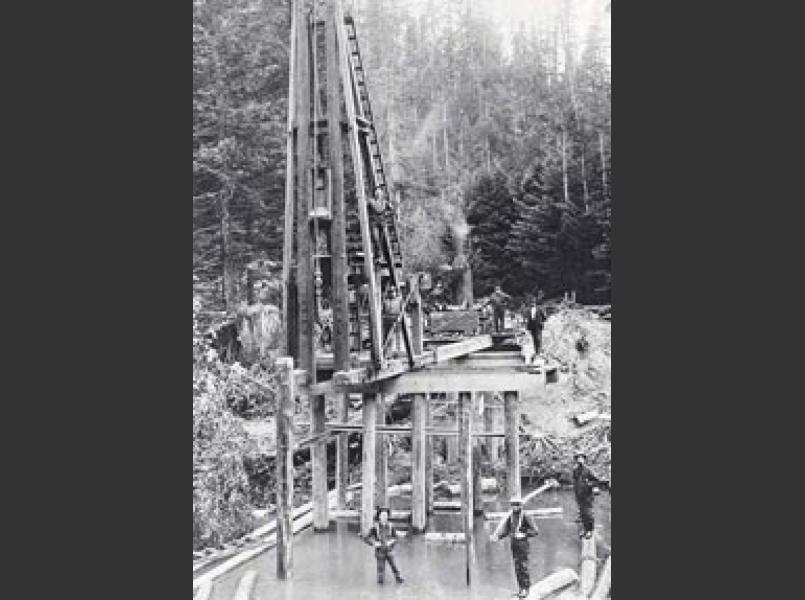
[220,187,235,311]
[599,130,607,196]
[581,139,589,212]
[561,129,570,205]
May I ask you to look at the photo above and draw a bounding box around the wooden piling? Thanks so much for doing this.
[326,0,351,512]
[411,393,427,532]
[336,392,349,508]
[503,390,521,500]
[484,393,500,459]
[275,357,295,579]
[360,392,377,537]
[458,391,474,585]
[580,534,598,595]
[425,394,433,514]
[375,394,388,507]
[311,392,328,530]
[294,0,314,380]
[447,393,458,464]
[590,554,611,600]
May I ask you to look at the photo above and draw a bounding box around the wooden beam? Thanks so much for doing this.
[381,369,536,396]
[360,393,377,537]
[458,391,474,586]
[484,507,563,519]
[504,390,521,500]
[432,334,493,363]
[411,393,427,532]
[275,357,295,579]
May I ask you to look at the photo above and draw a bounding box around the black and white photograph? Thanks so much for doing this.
[193,0,611,598]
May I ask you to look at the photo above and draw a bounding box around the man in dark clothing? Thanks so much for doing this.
[491,496,540,598]
[487,286,511,333]
[526,291,547,359]
[364,507,404,584]
[573,452,602,539]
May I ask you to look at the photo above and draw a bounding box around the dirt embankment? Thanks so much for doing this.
[520,306,611,484]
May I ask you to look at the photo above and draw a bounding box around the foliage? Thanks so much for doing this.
[193,292,278,550]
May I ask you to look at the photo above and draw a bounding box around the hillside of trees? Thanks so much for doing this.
[194,0,611,325]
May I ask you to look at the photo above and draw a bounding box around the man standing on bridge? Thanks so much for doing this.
[526,290,548,360]
[364,507,405,585]
[487,285,511,333]
[573,452,603,539]
[490,496,540,599]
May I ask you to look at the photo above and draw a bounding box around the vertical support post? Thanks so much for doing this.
[375,393,388,507]
[410,277,423,356]
[295,0,314,375]
[472,393,483,515]
[447,393,458,464]
[336,393,349,508]
[311,392,328,530]
[482,392,493,458]
[425,394,433,514]
[281,0,297,358]
[326,0,350,511]
[581,534,598,595]
[411,393,427,532]
[360,392,378,537]
[504,390,521,500]
[275,357,295,579]
[458,391,474,585]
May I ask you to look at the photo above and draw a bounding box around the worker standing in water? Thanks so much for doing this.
[573,452,604,539]
[364,507,405,584]
[491,496,540,598]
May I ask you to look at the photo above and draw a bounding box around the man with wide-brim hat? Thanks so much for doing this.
[364,507,404,584]
[573,452,603,539]
[490,495,539,598]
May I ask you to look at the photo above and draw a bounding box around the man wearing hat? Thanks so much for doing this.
[364,507,404,584]
[573,452,603,539]
[490,496,540,598]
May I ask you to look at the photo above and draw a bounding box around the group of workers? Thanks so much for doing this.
[484,285,548,358]
[363,451,606,599]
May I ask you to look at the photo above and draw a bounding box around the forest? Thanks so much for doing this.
[193,0,611,550]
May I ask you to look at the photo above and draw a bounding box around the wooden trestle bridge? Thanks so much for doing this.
[274,0,559,584]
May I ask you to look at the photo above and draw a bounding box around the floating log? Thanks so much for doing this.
[485,507,562,520]
[424,532,466,543]
[573,410,600,426]
[526,568,579,600]
[580,534,597,596]
[590,554,611,600]
[232,570,257,600]
[193,581,212,600]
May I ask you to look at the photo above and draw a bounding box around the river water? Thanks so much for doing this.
[207,488,610,600]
